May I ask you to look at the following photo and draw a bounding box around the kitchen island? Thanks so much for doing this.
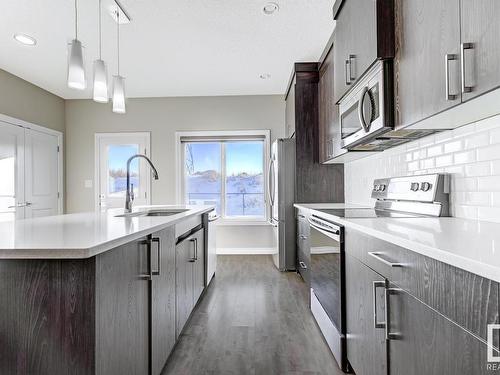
[0,205,214,375]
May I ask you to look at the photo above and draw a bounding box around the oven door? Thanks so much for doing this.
[308,215,347,371]
[340,61,391,150]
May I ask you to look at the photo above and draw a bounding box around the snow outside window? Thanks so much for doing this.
[183,139,266,220]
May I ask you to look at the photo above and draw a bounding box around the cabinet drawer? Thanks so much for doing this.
[345,228,500,345]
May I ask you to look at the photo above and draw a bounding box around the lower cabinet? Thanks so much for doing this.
[176,227,205,336]
[296,209,311,286]
[150,227,176,375]
[345,254,386,375]
[345,229,500,375]
[388,285,497,375]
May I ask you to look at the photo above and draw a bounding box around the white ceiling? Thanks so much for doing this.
[0,0,335,99]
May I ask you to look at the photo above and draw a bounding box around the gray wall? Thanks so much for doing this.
[65,95,285,251]
[0,69,65,133]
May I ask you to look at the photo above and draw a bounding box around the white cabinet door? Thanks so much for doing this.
[24,129,59,218]
[0,121,25,221]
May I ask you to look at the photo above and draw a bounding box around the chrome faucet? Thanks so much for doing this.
[125,154,159,213]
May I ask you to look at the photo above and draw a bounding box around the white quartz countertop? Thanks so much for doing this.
[0,205,214,259]
[295,203,500,283]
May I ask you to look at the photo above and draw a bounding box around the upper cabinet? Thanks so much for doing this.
[460,0,500,102]
[333,0,395,103]
[396,0,500,129]
[394,0,461,128]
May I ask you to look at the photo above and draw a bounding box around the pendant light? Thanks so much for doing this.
[93,0,108,102]
[67,0,86,90]
[112,10,126,114]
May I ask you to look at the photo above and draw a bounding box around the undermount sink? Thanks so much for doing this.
[115,208,189,218]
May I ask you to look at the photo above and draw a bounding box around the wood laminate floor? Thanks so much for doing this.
[162,255,343,375]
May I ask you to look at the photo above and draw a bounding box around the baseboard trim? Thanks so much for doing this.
[216,247,277,255]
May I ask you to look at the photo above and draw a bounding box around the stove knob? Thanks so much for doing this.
[379,184,386,192]
[410,182,420,192]
[374,184,380,192]
[420,182,432,192]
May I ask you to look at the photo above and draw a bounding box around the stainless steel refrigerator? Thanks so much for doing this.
[268,138,296,271]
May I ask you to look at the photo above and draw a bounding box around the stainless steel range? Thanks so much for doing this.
[307,174,450,372]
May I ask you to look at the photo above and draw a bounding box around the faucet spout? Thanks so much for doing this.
[125,154,159,213]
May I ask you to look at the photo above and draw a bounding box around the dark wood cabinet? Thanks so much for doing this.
[95,237,150,375]
[345,254,387,375]
[0,219,209,375]
[388,285,498,374]
[394,0,461,128]
[296,209,311,286]
[175,227,205,336]
[333,0,394,103]
[460,0,500,102]
[150,227,176,375]
[285,63,344,203]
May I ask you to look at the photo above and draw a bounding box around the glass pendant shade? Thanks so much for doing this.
[67,39,86,90]
[112,75,126,113]
[93,59,108,103]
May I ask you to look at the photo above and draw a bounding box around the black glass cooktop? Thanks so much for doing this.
[316,208,424,218]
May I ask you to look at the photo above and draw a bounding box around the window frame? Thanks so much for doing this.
[175,130,270,225]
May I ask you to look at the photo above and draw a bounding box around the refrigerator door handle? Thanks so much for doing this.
[267,159,275,207]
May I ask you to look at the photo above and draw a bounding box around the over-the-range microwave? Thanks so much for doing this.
[338,60,437,152]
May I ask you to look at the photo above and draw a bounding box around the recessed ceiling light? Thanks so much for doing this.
[13,33,37,46]
[260,73,271,80]
[263,2,279,15]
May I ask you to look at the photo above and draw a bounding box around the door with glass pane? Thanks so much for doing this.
[0,122,25,221]
[96,133,151,209]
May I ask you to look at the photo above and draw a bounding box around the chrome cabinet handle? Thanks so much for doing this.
[299,261,307,269]
[460,42,474,93]
[373,281,386,329]
[368,252,404,267]
[194,237,198,261]
[151,236,161,275]
[139,239,153,280]
[348,54,356,82]
[384,287,402,340]
[189,238,197,262]
[445,53,458,101]
[345,59,351,86]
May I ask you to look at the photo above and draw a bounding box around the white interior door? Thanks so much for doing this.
[96,133,151,210]
[24,129,59,218]
[0,121,25,221]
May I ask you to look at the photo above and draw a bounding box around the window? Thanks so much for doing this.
[179,131,269,221]
[95,133,151,209]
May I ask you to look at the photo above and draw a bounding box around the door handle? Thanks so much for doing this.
[460,42,474,94]
[151,236,161,275]
[139,239,153,280]
[357,87,371,132]
[299,261,307,269]
[8,202,32,208]
[384,287,402,340]
[189,238,197,262]
[267,159,275,207]
[368,252,404,267]
[445,53,458,101]
[373,281,386,329]
[345,59,351,86]
[348,54,356,82]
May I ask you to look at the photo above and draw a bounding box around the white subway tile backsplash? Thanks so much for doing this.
[477,144,500,162]
[464,162,491,177]
[454,150,476,164]
[344,115,500,223]
[427,144,443,157]
[444,140,463,153]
